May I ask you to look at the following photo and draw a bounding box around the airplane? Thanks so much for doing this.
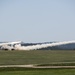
[0,40,75,50]
[0,41,22,50]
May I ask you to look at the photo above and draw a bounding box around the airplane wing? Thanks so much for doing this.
[0,41,22,46]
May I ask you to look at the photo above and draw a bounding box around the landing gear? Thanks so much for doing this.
[11,49,15,51]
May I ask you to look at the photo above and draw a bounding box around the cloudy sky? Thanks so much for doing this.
[0,0,75,42]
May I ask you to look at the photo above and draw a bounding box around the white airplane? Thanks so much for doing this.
[0,41,22,50]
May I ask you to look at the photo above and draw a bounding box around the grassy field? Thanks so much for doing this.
[0,68,75,75]
[0,50,75,65]
[0,50,75,75]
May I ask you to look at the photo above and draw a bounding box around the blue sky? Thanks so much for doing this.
[0,0,75,42]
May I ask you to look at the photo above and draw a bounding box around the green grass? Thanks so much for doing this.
[0,50,75,65]
[37,63,75,66]
[0,50,75,75]
[0,68,75,75]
